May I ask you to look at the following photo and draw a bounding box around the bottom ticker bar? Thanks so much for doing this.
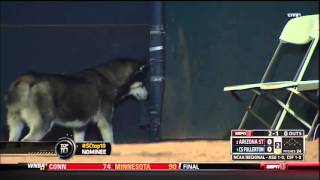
[0,163,319,171]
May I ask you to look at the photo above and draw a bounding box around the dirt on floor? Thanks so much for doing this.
[0,140,318,164]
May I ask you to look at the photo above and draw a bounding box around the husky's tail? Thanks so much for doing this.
[4,74,36,111]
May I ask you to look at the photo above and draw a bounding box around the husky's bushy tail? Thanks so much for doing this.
[4,74,36,111]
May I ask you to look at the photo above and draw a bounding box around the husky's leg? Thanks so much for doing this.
[21,82,54,141]
[7,111,25,141]
[20,108,50,141]
[95,105,114,143]
[21,122,50,141]
[96,115,114,143]
[73,128,86,142]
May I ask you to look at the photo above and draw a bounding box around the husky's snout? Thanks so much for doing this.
[129,82,148,100]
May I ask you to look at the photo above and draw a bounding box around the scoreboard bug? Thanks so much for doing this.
[231,129,305,160]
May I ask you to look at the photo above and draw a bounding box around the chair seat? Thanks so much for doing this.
[296,80,319,91]
[224,83,262,91]
[261,80,319,91]
[224,81,294,91]
[260,81,298,90]
[224,80,319,92]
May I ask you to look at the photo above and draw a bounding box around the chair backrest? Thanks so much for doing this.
[280,14,319,44]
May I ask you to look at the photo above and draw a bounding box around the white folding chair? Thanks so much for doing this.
[224,14,319,138]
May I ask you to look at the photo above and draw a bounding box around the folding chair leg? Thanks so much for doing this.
[255,90,312,129]
[271,111,282,129]
[272,91,293,130]
[288,88,319,108]
[271,88,318,130]
[238,94,259,129]
[307,112,319,139]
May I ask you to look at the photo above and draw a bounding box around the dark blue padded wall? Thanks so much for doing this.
[0,2,152,142]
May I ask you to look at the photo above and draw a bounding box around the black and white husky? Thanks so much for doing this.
[4,59,148,143]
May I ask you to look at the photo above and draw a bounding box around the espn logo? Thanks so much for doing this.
[264,163,287,170]
[233,130,252,136]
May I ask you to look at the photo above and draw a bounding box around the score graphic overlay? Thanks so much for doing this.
[231,130,305,160]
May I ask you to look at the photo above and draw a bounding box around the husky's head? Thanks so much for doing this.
[99,59,149,102]
[128,81,148,100]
